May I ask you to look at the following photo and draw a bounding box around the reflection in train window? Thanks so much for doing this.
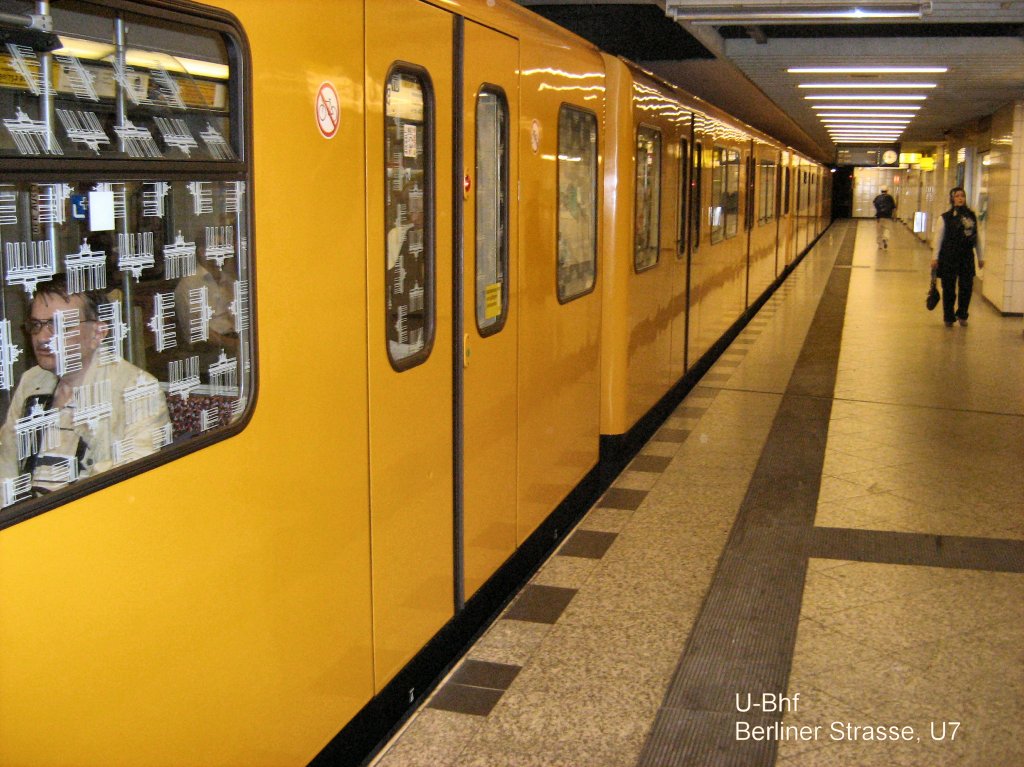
[0,3,250,521]
[556,105,597,302]
[475,87,509,336]
[710,146,740,243]
[385,67,434,369]
[677,138,689,259]
[634,125,661,272]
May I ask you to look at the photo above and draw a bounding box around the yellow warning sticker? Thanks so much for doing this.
[484,282,502,319]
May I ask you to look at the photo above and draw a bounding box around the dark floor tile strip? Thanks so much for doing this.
[427,684,504,716]
[449,659,522,690]
[809,526,1024,573]
[558,529,618,559]
[600,487,649,510]
[503,584,577,624]
[638,223,857,767]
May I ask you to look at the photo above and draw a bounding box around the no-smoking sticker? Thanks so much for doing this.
[316,81,340,139]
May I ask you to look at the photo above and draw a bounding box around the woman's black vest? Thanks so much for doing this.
[937,207,978,276]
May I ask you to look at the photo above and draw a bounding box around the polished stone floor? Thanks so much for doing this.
[368,220,1023,767]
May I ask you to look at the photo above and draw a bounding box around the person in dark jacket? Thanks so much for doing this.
[931,186,984,327]
[872,186,896,249]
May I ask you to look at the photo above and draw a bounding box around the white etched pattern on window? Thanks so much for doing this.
[36,184,72,225]
[0,319,23,392]
[97,302,128,365]
[225,181,245,214]
[2,474,32,508]
[164,232,198,279]
[118,232,156,279]
[15,402,59,462]
[57,110,110,153]
[188,285,213,343]
[204,225,234,267]
[142,182,171,218]
[5,44,51,96]
[5,240,56,295]
[155,117,198,155]
[147,292,177,352]
[188,181,213,214]
[208,351,238,396]
[0,187,17,225]
[230,278,249,334]
[65,239,107,294]
[4,107,62,156]
[112,60,153,106]
[112,438,138,466]
[115,119,161,158]
[54,54,99,101]
[168,355,201,400]
[124,374,163,426]
[72,380,113,431]
[49,308,83,376]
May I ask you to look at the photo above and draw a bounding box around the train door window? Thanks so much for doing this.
[385,67,434,369]
[710,146,739,243]
[634,125,661,272]
[677,138,689,258]
[474,87,509,335]
[556,105,597,302]
[759,160,777,224]
[692,141,702,251]
[783,167,791,215]
[0,1,251,525]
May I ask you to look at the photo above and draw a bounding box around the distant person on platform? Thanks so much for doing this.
[872,186,896,250]
[931,186,984,328]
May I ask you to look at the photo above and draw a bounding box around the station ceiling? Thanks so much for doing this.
[515,0,1024,164]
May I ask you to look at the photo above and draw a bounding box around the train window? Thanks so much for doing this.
[474,86,509,336]
[758,160,777,224]
[634,125,661,272]
[783,167,791,215]
[692,141,702,251]
[556,105,597,302]
[385,67,434,369]
[677,138,688,259]
[0,1,251,524]
[710,146,739,243]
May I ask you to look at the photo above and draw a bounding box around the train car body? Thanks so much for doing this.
[0,1,826,765]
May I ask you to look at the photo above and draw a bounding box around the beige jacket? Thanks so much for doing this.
[0,358,171,486]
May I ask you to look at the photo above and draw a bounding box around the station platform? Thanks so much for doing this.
[368,219,1024,767]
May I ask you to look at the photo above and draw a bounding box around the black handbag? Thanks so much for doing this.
[926,272,940,311]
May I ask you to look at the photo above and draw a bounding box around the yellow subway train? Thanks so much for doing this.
[0,1,829,765]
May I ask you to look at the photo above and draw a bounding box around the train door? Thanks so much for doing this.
[366,0,455,687]
[460,22,519,601]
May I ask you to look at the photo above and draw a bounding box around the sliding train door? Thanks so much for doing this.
[366,0,454,687]
[460,21,520,601]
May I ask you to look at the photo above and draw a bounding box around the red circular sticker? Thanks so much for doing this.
[316,82,340,139]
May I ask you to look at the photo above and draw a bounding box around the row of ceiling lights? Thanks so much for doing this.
[789,66,948,144]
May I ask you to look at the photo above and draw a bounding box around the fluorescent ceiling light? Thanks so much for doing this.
[805,95,928,100]
[817,113,917,119]
[835,138,902,143]
[799,83,936,89]
[666,0,929,23]
[788,66,948,74]
[823,122,910,127]
[812,104,920,110]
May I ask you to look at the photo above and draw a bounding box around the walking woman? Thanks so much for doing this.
[931,186,985,327]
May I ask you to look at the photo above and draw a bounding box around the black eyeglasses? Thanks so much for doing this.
[25,318,97,335]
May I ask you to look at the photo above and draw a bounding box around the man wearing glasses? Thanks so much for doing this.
[0,276,170,496]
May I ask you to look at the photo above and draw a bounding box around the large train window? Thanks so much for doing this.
[710,146,739,243]
[677,138,688,259]
[475,86,508,336]
[556,105,597,302]
[783,167,791,215]
[0,1,251,524]
[385,67,434,369]
[758,160,777,224]
[633,124,661,272]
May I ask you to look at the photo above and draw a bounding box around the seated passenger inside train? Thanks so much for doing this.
[0,275,170,495]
